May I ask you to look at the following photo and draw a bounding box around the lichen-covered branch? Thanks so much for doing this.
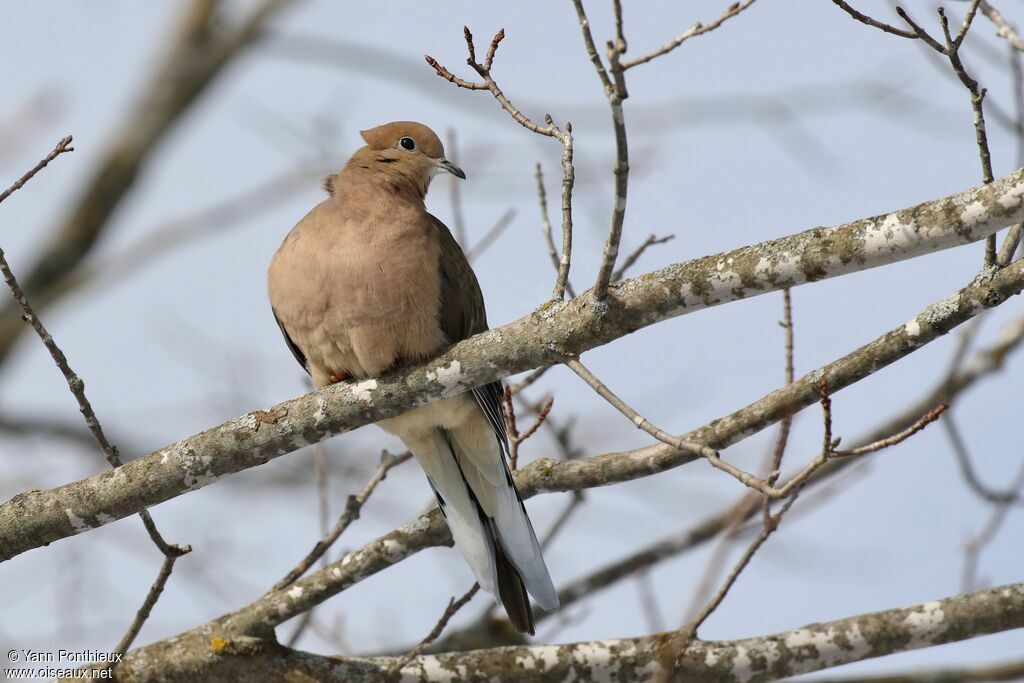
[3,168,1024,561]
[37,254,1024,678]
[91,581,1024,682]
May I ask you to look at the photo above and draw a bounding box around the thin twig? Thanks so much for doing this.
[625,0,760,69]
[388,583,480,674]
[611,233,675,281]
[536,163,577,298]
[114,555,178,656]
[571,0,631,300]
[763,287,795,525]
[509,364,553,396]
[937,3,997,265]
[565,357,718,460]
[446,129,468,247]
[977,0,1024,52]
[0,136,189,656]
[944,414,1023,504]
[962,458,1024,591]
[502,386,553,471]
[837,2,998,266]
[834,403,948,456]
[998,41,1023,266]
[568,0,614,94]
[0,135,74,205]
[274,450,411,590]
[830,0,920,41]
[540,491,583,550]
[426,28,575,300]
[465,208,516,262]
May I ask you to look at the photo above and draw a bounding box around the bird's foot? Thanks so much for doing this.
[328,370,352,384]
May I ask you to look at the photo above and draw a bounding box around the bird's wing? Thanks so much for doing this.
[431,213,558,616]
[431,213,510,450]
[273,308,309,375]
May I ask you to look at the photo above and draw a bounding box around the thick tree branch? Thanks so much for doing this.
[3,168,1024,561]
[90,581,1024,681]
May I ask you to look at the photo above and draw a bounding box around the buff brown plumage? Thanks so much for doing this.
[267,121,557,634]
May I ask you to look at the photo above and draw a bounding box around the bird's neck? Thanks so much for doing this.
[330,164,429,224]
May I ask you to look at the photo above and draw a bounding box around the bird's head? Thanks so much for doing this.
[347,121,465,197]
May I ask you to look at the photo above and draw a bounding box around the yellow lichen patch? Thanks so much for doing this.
[210,636,228,653]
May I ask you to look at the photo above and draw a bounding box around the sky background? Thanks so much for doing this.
[1,0,1023,676]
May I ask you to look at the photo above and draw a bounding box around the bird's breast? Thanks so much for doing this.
[268,202,444,384]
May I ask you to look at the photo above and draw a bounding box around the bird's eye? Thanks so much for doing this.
[398,136,416,151]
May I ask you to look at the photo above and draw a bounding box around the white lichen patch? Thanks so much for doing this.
[516,646,560,671]
[864,213,916,255]
[426,360,466,392]
[997,180,1024,210]
[573,640,617,681]
[287,586,304,601]
[96,513,116,526]
[904,319,921,337]
[402,515,433,536]
[924,293,961,324]
[783,625,868,669]
[381,538,405,559]
[331,567,342,579]
[960,200,987,228]
[234,413,258,431]
[313,396,329,423]
[412,657,459,682]
[731,645,753,682]
[65,509,90,533]
[350,379,377,403]
[902,600,946,648]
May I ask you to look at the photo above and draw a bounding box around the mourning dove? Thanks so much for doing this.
[267,121,557,633]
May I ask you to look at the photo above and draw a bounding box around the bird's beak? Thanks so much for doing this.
[436,157,466,180]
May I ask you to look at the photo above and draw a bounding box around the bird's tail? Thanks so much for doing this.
[408,426,557,634]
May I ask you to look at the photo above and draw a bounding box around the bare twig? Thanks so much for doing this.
[611,233,675,281]
[0,135,189,657]
[0,0,297,366]
[937,3,997,265]
[508,364,553,396]
[388,583,480,674]
[0,135,74,205]
[567,0,614,94]
[834,403,948,457]
[274,450,411,590]
[427,28,576,301]
[837,1,998,265]
[962,459,1024,591]
[977,0,1024,52]
[625,0,760,69]
[569,0,630,300]
[535,163,576,298]
[998,40,1023,266]
[446,129,468,247]
[763,288,795,523]
[944,414,1022,505]
[114,555,178,656]
[502,385,553,471]
[565,357,717,460]
[465,208,516,262]
[830,0,920,41]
